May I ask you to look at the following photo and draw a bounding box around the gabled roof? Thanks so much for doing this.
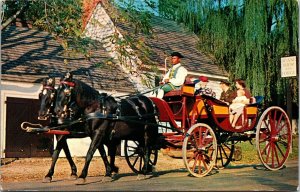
[115,16,228,78]
[1,26,137,93]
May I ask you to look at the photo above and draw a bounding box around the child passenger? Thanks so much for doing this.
[229,89,250,128]
[194,76,216,98]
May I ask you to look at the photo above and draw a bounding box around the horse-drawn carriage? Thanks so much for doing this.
[22,76,292,182]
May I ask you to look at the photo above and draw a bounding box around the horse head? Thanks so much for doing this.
[38,77,56,120]
[54,73,77,123]
[54,73,119,125]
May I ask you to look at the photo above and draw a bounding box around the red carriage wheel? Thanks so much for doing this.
[182,123,217,177]
[124,140,158,174]
[255,106,292,170]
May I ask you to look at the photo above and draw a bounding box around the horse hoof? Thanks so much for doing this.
[69,174,78,180]
[112,173,118,180]
[150,165,156,173]
[101,176,113,183]
[112,166,119,174]
[136,174,151,180]
[42,177,52,183]
[75,178,86,185]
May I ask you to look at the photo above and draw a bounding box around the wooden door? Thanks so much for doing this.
[5,97,53,158]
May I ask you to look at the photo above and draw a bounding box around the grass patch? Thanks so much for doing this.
[231,135,298,165]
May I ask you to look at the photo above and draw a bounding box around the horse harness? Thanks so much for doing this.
[56,80,180,133]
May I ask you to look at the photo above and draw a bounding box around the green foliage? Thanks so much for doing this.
[2,0,96,62]
[158,0,299,106]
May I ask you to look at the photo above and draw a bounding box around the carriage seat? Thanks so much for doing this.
[247,96,263,106]
[163,77,196,98]
[163,89,182,97]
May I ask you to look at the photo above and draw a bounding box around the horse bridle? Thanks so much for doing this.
[38,85,56,119]
[58,80,76,119]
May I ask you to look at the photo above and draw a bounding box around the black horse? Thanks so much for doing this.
[38,77,116,183]
[54,74,159,184]
[38,78,86,182]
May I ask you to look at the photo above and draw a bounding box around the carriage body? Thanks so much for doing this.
[150,84,292,177]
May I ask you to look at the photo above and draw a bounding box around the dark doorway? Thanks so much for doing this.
[5,97,53,158]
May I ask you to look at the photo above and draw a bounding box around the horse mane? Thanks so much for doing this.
[69,79,102,109]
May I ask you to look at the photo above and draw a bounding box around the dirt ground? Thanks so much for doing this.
[0,151,186,183]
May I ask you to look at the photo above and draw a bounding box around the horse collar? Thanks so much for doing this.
[43,85,54,90]
[61,81,75,87]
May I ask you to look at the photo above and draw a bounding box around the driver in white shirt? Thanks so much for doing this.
[156,52,188,98]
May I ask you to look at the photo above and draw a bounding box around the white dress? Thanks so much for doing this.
[229,95,248,114]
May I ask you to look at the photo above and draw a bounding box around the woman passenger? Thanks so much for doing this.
[230,79,252,128]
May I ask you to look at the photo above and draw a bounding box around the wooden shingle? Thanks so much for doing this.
[1,26,137,93]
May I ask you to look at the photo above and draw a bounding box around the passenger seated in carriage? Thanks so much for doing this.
[154,52,188,98]
[219,79,235,104]
[194,76,216,98]
[229,79,252,128]
[229,89,249,128]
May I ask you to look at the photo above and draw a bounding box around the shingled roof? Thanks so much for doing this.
[115,16,227,78]
[1,26,137,93]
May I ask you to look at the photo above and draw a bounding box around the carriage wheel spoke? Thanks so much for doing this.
[275,141,285,157]
[260,141,271,160]
[277,120,288,135]
[202,155,209,171]
[198,155,202,174]
[259,135,271,143]
[192,129,200,146]
[262,119,270,130]
[220,145,229,163]
[277,123,286,134]
[127,147,138,157]
[192,153,199,172]
[273,143,280,167]
[271,143,275,167]
[265,141,272,164]
[131,155,139,167]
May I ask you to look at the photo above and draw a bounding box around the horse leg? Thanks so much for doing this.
[141,125,155,176]
[43,135,64,183]
[143,127,151,175]
[61,139,78,180]
[97,144,116,183]
[77,129,105,184]
[107,142,119,175]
